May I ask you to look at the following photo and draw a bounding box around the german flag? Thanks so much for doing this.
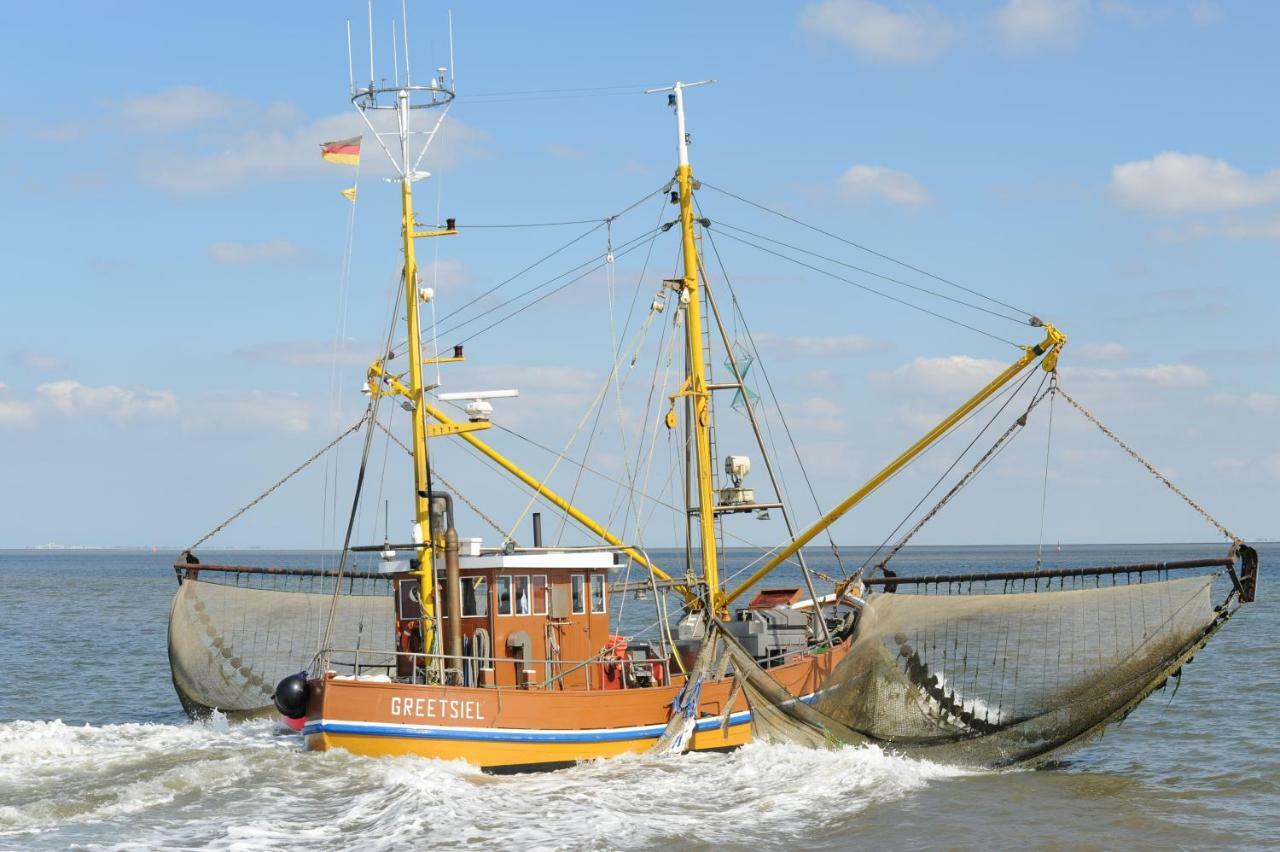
[320,136,361,166]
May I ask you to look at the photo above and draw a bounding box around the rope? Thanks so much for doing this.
[854,380,1052,585]
[187,415,368,552]
[373,418,508,539]
[1034,376,1058,571]
[1055,386,1241,545]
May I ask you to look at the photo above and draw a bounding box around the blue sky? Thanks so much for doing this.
[1,0,1276,551]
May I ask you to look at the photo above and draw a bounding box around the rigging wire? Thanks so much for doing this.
[1034,376,1058,572]
[855,364,1048,581]
[711,220,1028,325]
[321,154,363,566]
[699,219,849,576]
[455,220,603,229]
[431,183,666,328]
[446,227,667,346]
[709,227,1023,348]
[699,180,1037,321]
[319,270,406,659]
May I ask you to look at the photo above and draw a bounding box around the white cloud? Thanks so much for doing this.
[1189,2,1222,26]
[208,239,309,265]
[188,391,314,433]
[419,257,472,292]
[792,334,890,356]
[234,339,379,368]
[1063,363,1210,388]
[0,383,35,427]
[791,396,848,433]
[799,0,956,64]
[838,164,932,206]
[9,350,65,371]
[143,108,486,193]
[876,355,1008,395]
[545,143,586,161]
[120,86,237,131]
[1074,342,1131,362]
[1153,216,1280,243]
[0,400,35,427]
[35,379,178,420]
[1209,392,1280,415]
[1111,152,1280,214]
[757,332,890,357]
[996,0,1088,52]
[1098,0,1167,27]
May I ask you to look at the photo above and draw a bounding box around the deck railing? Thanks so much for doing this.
[315,646,672,692]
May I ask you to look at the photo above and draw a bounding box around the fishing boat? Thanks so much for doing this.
[170,19,1258,772]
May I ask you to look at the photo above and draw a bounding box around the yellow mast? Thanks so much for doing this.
[393,90,439,654]
[665,81,723,615]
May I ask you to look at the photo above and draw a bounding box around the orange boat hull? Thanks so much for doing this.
[302,646,844,771]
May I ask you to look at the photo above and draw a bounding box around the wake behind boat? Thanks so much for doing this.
[168,15,1259,773]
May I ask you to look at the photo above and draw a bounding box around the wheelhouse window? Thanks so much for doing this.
[531,574,548,615]
[590,573,607,613]
[461,576,488,617]
[497,575,513,616]
[514,575,531,615]
[571,574,586,614]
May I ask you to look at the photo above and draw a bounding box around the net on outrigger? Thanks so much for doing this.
[168,558,395,719]
[674,548,1256,767]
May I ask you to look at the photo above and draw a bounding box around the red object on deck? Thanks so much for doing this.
[598,635,629,690]
[748,587,803,609]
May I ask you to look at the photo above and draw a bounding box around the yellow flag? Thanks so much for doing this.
[341,186,357,203]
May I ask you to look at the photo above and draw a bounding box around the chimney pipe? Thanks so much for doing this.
[532,512,542,548]
[444,526,462,684]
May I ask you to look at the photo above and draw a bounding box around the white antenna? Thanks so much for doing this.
[402,0,412,87]
[448,10,456,89]
[349,8,455,178]
[391,19,400,86]
[346,20,355,94]
[366,0,375,86]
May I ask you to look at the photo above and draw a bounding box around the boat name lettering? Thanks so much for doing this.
[390,696,484,721]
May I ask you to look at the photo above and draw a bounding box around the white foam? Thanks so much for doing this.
[0,717,974,848]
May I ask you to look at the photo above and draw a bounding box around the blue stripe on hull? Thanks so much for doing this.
[303,708,754,744]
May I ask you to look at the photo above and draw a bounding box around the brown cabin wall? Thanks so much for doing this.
[435,566,612,689]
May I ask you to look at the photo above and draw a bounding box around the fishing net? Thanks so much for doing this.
[167,577,395,718]
[707,573,1228,767]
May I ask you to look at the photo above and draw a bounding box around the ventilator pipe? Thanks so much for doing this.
[444,525,463,684]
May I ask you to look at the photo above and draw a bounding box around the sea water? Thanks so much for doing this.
[1,545,1276,850]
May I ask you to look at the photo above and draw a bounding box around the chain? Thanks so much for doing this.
[1055,385,1241,545]
[187,413,369,552]
[373,419,508,539]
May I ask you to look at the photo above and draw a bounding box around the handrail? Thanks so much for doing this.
[862,557,1233,588]
[319,644,676,692]
[174,562,394,581]
[320,647,626,670]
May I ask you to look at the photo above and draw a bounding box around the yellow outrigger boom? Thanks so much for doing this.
[723,323,1066,607]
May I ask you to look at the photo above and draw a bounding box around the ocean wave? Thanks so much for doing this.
[0,717,968,849]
